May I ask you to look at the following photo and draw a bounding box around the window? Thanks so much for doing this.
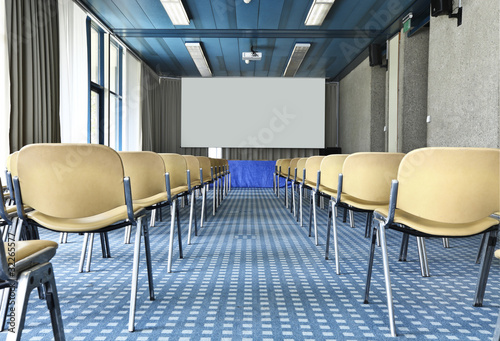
[87,19,123,150]
[109,39,123,150]
[208,147,222,158]
[88,20,104,144]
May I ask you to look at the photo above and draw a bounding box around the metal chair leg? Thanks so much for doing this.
[299,185,303,227]
[442,237,450,248]
[332,202,340,275]
[176,202,183,259]
[364,223,378,304]
[399,233,409,261]
[200,185,206,227]
[416,236,430,277]
[378,222,397,337]
[167,201,177,274]
[313,192,318,246]
[474,230,497,307]
[188,194,194,245]
[79,233,89,273]
[129,220,142,332]
[492,308,500,341]
[86,233,95,273]
[325,200,333,260]
[142,221,155,301]
[349,210,355,228]
[476,233,486,264]
[364,212,373,238]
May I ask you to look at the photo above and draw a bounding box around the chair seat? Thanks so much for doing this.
[318,185,337,198]
[341,194,387,211]
[375,207,499,237]
[28,205,145,232]
[171,186,189,197]
[495,249,500,259]
[190,180,202,188]
[134,192,169,208]
[7,240,58,274]
[304,180,316,189]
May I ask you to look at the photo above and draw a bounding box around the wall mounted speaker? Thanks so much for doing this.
[369,44,382,67]
[431,0,452,17]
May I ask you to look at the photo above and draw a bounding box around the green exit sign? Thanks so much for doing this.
[403,18,411,33]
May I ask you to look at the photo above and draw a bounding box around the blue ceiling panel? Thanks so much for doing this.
[80,0,431,79]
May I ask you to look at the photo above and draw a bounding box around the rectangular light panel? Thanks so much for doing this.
[185,42,212,77]
[161,0,190,26]
[305,0,335,26]
[283,43,311,77]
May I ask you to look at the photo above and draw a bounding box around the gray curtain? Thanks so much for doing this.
[222,148,319,161]
[141,64,161,151]
[325,82,338,148]
[141,74,208,155]
[6,0,60,152]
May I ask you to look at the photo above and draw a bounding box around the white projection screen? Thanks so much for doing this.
[181,78,325,148]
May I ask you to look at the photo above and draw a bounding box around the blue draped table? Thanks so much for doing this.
[228,160,279,188]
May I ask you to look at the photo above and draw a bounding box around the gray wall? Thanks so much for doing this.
[427,0,500,147]
[339,58,386,153]
[398,27,429,153]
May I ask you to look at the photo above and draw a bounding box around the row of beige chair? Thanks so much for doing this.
[64,154,230,273]
[274,148,499,336]
[5,144,230,336]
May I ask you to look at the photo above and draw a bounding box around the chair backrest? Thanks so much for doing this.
[279,159,292,176]
[196,156,213,182]
[119,151,166,201]
[319,154,349,191]
[289,158,300,176]
[304,156,324,185]
[159,153,188,190]
[17,144,126,218]
[183,155,201,185]
[296,158,308,181]
[6,152,18,177]
[342,152,405,203]
[396,147,500,224]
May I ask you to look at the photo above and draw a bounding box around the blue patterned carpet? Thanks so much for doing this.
[7,187,500,340]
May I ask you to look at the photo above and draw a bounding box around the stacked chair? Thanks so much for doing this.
[365,147,500,336]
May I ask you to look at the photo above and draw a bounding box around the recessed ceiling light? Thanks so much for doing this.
[283,43,311,77]
[185,42,212,77]
[305,0,335,26]
[161,0,190,26]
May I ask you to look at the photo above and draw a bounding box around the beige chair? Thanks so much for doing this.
[317,154,349,259]
[14,143,152,332]
[0,240,64,340]
[159,153,189,273]
[365,147,500,337]
[196,156,214,227]
[328,152,405,275]
[302,156,324,245]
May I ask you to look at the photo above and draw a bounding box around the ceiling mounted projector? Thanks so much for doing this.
[242,47,262,63]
